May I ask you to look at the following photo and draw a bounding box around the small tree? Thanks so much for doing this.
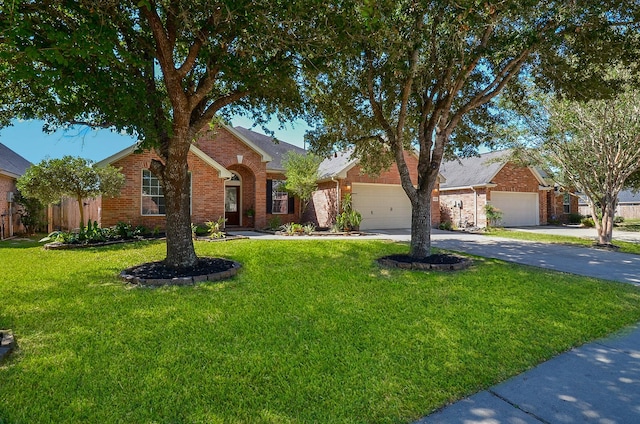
[13,190,46,234]
[282,151,322,219]
[17,156,125,228]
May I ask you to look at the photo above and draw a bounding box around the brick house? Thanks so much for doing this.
[438,150,578,227]
[0,142,31,238]
[96,124,305,230]
[305,150,442,230]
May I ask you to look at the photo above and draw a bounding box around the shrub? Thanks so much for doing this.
[206,217,227,239]
[281,222,304,235]
[439,221,453,231]
[581,217,595,227]
[334,193,363,231]
[268,216,281,230]
[614,216,625,224]
[303,223,316,235]
[484,204,503,228]
[568,213,583,224]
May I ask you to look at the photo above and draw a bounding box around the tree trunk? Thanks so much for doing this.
[598,199,616,245]
[409,188,433,259]
[77,195,85,229]
[161,133,198,269]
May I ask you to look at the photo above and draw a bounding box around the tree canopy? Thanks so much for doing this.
[1,0,320,267]
[17,156,125,227]
[304,0,640,258]
[282,151,322,217]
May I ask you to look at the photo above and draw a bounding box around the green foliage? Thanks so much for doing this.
[281,222,304,235]
[303,223,316,235]
[439,221,453,231]
[568,213,584,225]
[282,151,322,214]
[335,193,362,232]
[582,217,595,228]
[268,216,282,230]
[13,190,46,234]
[205,217,227,239]
[114,222,134,239]
[484,204,503,228]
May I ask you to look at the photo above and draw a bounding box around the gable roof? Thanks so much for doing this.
[317,149,359,181]
[232,126,305,172]
[0,142,31,179]
[439,149,548,190]
[95,143,233,179]
[579,189,640,205]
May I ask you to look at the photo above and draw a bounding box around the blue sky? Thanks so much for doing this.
[0,116,310,164]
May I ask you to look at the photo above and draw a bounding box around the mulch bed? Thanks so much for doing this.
[120,257,241,287]
[377,253,471,271]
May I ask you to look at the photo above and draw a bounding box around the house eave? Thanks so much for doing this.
[0,168,21,179]
[439,183,497,192]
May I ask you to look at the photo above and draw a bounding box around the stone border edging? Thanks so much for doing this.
[377,256,472,271]
[119,261,242,287]
[0,330,16,362]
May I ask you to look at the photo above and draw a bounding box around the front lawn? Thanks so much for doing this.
[2,238,640,423]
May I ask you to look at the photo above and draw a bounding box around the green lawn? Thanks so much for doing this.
[485,228,640,255]
[2,238,640,423]
[617,218,640,232]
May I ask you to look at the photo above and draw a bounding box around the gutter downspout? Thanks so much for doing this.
[472,187,478,227]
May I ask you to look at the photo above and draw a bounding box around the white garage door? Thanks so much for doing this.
[490,191,539,227]
[352,183,412,230]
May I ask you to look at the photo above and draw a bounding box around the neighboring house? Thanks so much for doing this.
[96,124,306,230]
[0,142,31,238]
[438,150,573,227]
[305,150,441,230]
[578,190,640,219]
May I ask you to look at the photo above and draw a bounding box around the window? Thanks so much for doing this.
[563,193,571,214]
[142,170,191,216]
[142,170,165,215]
[267,179,294,214]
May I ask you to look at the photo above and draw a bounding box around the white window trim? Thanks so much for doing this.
[141,169,192,216]
[271,180,289,214]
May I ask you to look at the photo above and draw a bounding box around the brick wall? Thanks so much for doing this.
[547,190,580,223]
[439,187,489,227]
[196,127,267,228]
[306,152,441,228]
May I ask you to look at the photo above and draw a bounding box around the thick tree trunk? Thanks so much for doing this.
[77,195,85,229]
[160,133,198,269]
[409,188,433,259]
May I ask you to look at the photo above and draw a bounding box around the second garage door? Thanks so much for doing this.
[490,191,539,227]
[352,183,412,230]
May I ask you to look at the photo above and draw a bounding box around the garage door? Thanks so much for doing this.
[352,183,412,230]
[490,191,539,227]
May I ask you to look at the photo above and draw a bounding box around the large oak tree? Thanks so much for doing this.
[1,0,318,268]
[304,0,638,258]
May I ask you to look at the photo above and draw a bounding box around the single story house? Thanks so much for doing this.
[96,123,442,232]
[579,189,640,219]
[96,124,307,230]
[438,150,578,227]
[0,142,31,238]
[305,150,441,230]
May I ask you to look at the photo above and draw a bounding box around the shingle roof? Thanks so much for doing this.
[619,189,640,203]
[317,149,358,181]
[233,127,306,172]
[439,150,511,189]
[0,142,31,178]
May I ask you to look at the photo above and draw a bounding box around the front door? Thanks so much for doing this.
[225,186,240,226]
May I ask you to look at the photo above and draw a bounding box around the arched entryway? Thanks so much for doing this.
[225,172,242,226]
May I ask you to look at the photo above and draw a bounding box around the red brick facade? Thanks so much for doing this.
[99,126,303,231]
[439,162,551,227]
[305,152,441,228]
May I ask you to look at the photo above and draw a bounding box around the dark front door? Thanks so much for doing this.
[225,186,240,226]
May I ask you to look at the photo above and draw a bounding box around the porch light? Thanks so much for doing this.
[237,155,243,164]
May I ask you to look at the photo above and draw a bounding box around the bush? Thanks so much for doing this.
[206,217,227,239]
[568,213,583,224]
[281,222,304,235]
[484,204,503,228]
[581,217,595,227]
[439,221,453,231]
[614,216,625,224]
[268,216,282,230]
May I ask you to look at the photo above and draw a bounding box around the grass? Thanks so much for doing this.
[2,238,640,423]
[485,228,640,255]
[617,218,640,232]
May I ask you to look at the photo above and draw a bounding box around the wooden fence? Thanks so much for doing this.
[48,197,101,232]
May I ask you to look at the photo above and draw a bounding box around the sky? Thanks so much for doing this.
[0,115,310,164]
